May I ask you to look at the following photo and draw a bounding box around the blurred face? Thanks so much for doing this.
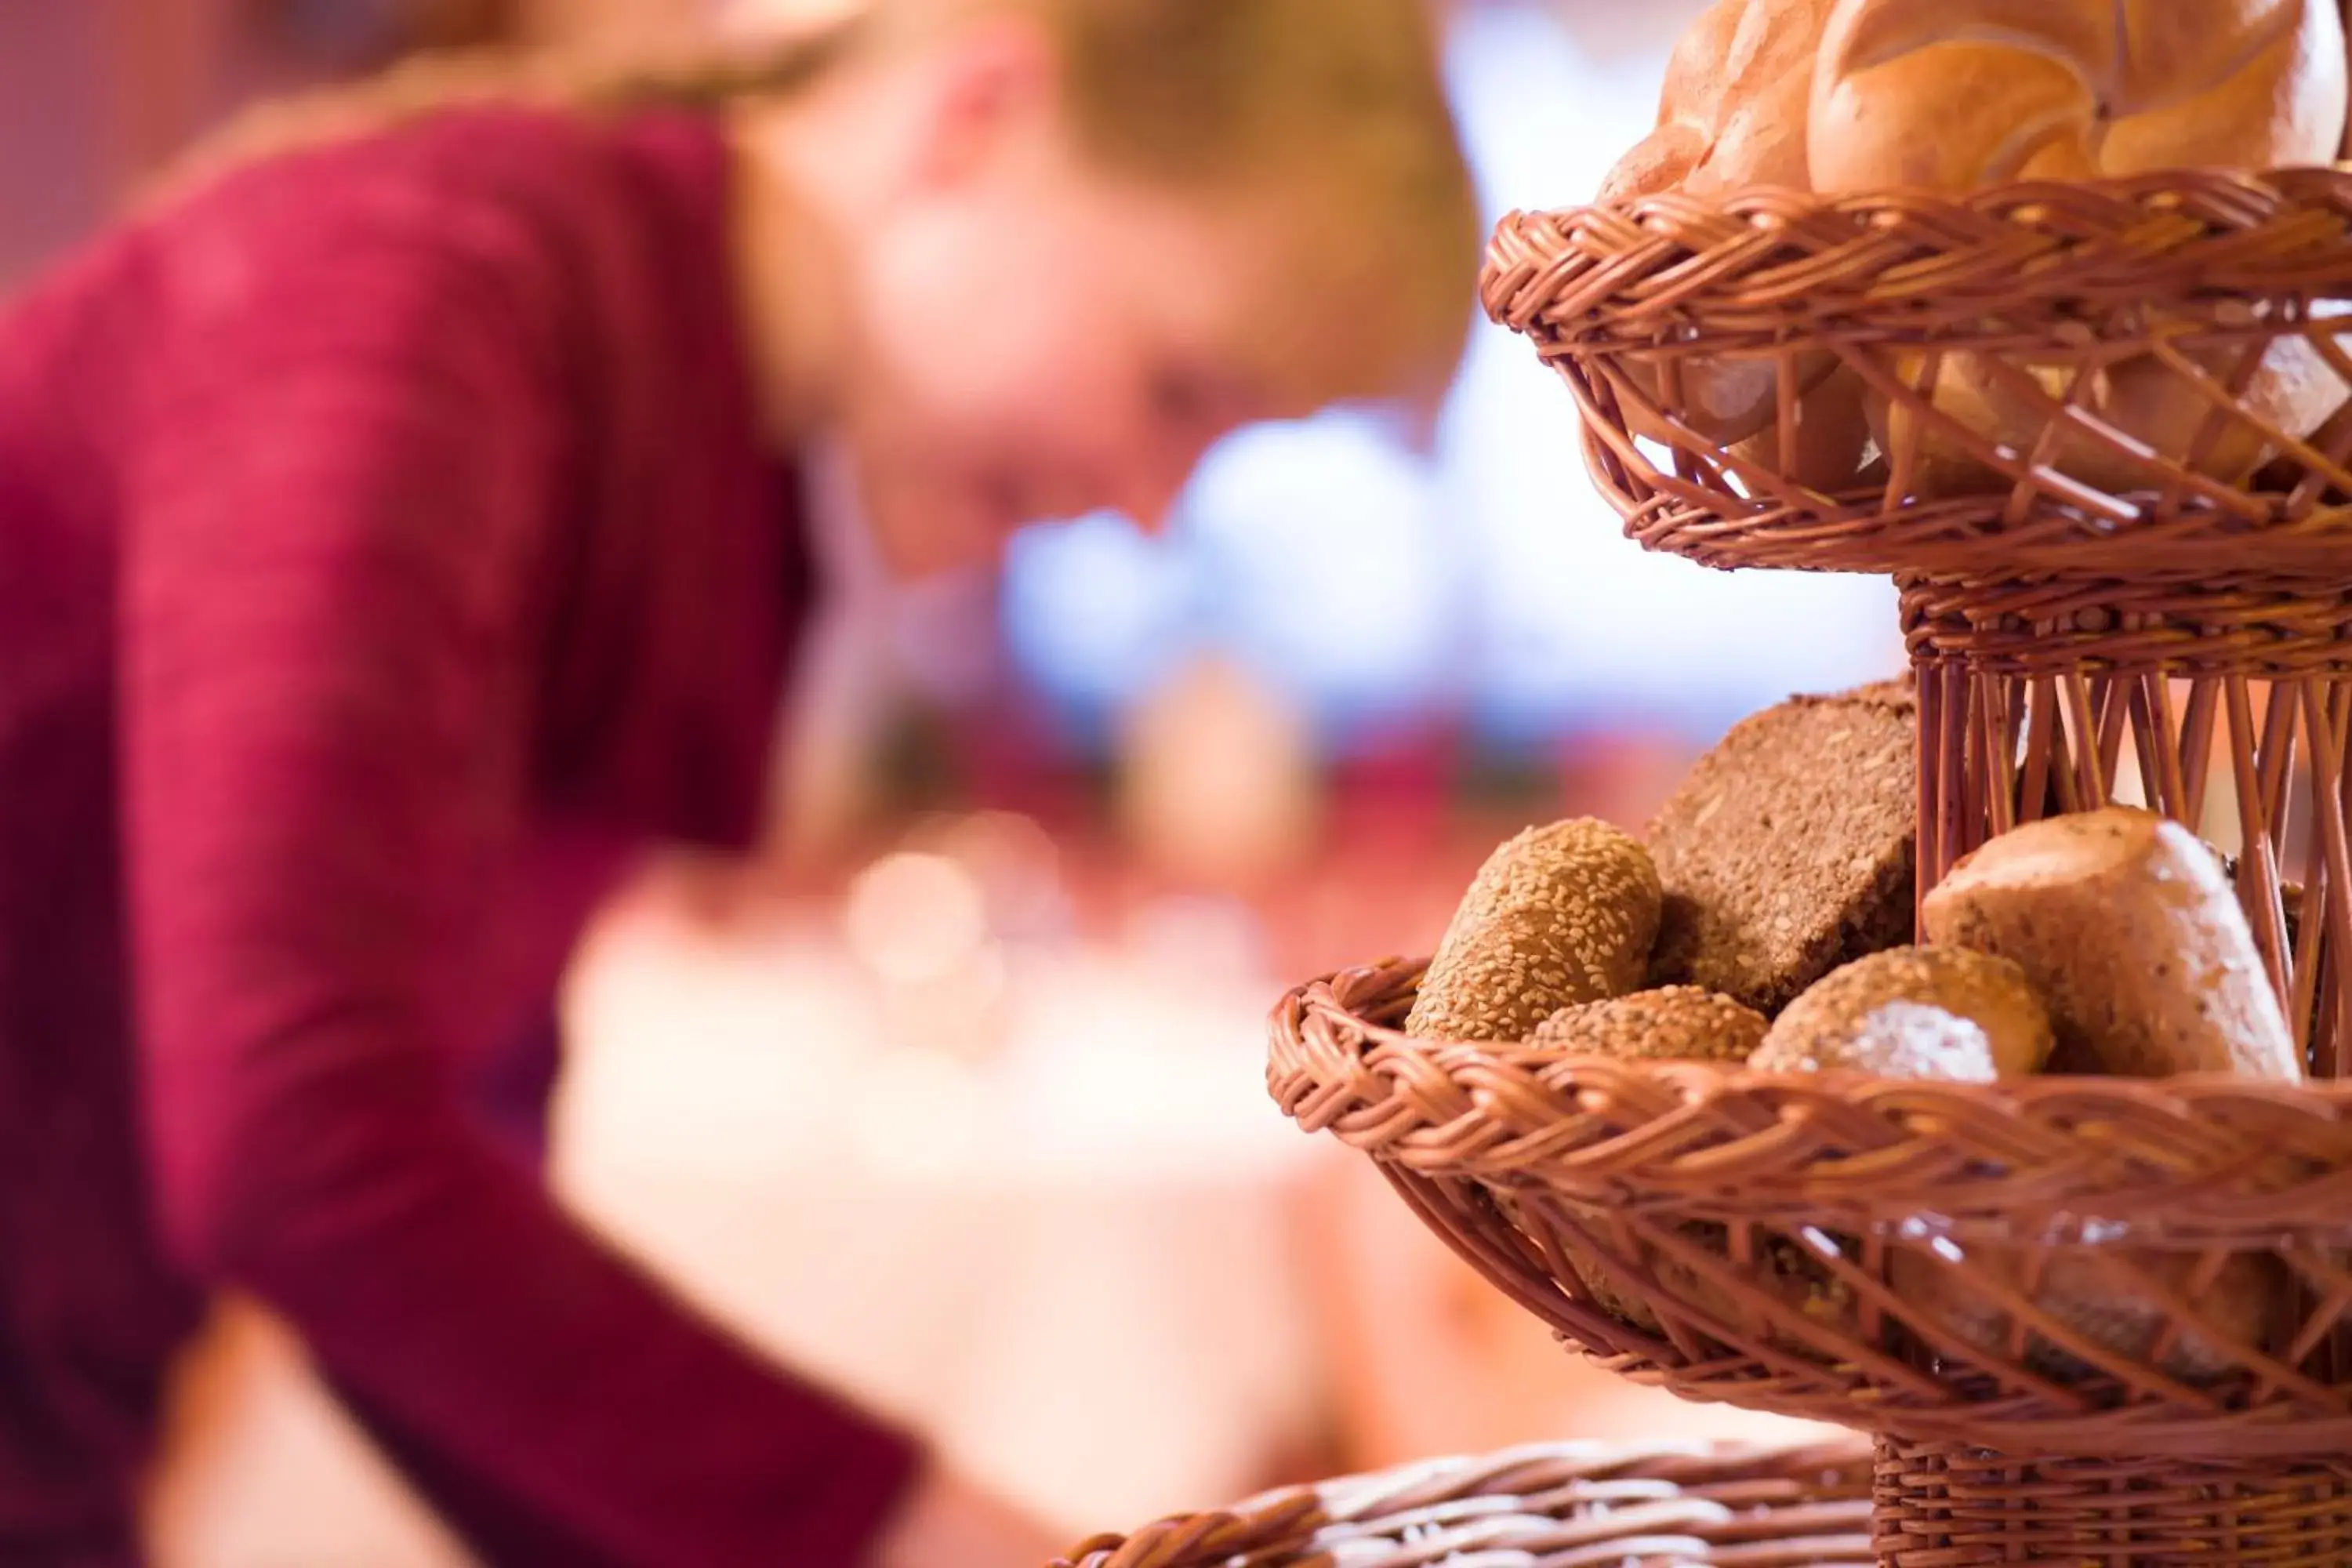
[821,37,1308,577]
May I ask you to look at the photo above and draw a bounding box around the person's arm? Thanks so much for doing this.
[119,191,942,1567]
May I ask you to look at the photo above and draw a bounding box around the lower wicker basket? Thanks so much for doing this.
[1269,958,2352,1563]
[1051,1438,1875,1568]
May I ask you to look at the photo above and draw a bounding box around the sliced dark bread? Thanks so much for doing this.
[1646,675,1917,1014]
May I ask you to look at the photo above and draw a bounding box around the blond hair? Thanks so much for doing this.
[162,1,1478,413]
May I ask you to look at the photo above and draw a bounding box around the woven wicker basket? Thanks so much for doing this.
[1480,169,2352,580]
[1266,169,2352,1564]
[1053,1438,1874,1567]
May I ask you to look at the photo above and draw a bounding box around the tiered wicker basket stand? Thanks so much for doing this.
[1264,172,2352,1564]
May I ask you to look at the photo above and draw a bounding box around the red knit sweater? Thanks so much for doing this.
[0,105,918,1566]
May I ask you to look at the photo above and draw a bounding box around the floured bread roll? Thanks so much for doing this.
[1742,946,2046,1365]
[1752,946,2054,1077]
[1601,0,1869,491]
[1810,0,2352,493]
[1922,808,2302,1080]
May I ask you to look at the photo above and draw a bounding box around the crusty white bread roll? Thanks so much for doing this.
[1810,1,2347,194]
[1747,939,2270,1382]
[1600,0,1817,203]
[1810,0,2351,493]
[1868,341,2350,497]
[1751,946,2055,1078]
[1904,811,2291,1383]
[1601,0,1869,491]
[1921,808,2303,1081]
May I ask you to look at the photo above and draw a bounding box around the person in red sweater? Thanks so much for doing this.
[0,3,1475,1565]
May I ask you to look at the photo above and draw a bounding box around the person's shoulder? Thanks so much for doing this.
[173,98,717,216]
[140,103,728,333]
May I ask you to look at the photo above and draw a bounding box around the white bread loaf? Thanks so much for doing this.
[1921,808,2302,1081]
[1809,0,2351,494]
[1601,0,1869,491]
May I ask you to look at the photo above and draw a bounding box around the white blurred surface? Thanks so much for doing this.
[1002,0,1906,752]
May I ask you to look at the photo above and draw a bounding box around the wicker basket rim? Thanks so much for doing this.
[1484,163,2352,319]
[1270,957,2352,1230]
[1294,957,2352,1102]
[1477,165,2352,583]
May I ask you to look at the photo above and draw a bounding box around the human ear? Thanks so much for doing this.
[906,13,1060,190]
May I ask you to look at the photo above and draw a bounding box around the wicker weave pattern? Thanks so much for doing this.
[1270,959,2352,1459]
[1053,1439,1874,1568]
[1909,658,2352,1069]
[1899,579,2352,676]
[1296,163,2352,1555]
[1872,1440,2352,1566]
[1481,172,2352,580]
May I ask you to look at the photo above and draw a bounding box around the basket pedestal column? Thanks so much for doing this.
[1872,1439,2352,1565]
[1900,578,2352,1562]
[1904,576,2352,1077]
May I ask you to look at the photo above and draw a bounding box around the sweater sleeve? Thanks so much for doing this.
[118,165,920,1567]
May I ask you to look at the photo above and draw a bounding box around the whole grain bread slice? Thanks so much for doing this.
[1645,674,1917,1014]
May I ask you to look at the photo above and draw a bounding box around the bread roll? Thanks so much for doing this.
[1575,1220,1859,1350]
[1811,2,2347,194]
[1752,946,2054,1077]
[1531,986,1768,1061]
[1811,0,2351,494]
[1602,0,1819,204]
[1921,808,2301,1080]
[1747,924,2270,1384]
[1868,335,2351,497]
[1896,1247,2278,1384]
[1738,946,2024,1366]
[1601,0,1869,491]
[1406,819,1661,1043]
[1532,988,1771,1334]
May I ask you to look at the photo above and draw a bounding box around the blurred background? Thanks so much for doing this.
[5,1,1901,1561]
